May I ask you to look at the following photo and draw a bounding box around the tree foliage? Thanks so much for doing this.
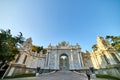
[31,45,44,53]
[31,45,38,52]
[37,46,43,53]
[106,35,120,52]
[42,49,47,54]
[0,29,24,68]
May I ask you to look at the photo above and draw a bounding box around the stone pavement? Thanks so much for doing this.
[4,71,108,80]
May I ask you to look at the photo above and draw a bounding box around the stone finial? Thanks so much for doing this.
[76,43,81,49]
[48,43,51,47]
[61,41,66,46]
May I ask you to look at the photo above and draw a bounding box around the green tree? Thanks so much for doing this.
[31,45,43,53]
[106,35,120,52]
[37,46,43,53]
[0,29,24,69]
[31,45,38,52]
[42,49,47,54]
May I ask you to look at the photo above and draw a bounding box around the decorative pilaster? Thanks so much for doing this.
[70,49,74,70]
[45,52,49,69]
[93,53,99,69]
[79,52,84,68]
[77,52,81,69]
[54,53,56,69]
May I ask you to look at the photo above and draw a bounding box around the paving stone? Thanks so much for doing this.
[5,71,108,80]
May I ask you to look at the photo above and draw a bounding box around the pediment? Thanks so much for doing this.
[58,41,69,47]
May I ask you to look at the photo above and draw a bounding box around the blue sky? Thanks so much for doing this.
[0,0,120,52]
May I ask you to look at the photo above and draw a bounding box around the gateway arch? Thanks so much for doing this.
[45,41,84,71]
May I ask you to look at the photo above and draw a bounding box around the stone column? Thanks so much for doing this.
[79,52,84,68]
[45,54,47,68]
[95,54,100,69]
[55,52,58,69]
[91,54,99,69]
[70,49,74,70]
[97,54,103,68]
[43,58,45,69]
[47,52,50,69]
[45,52,49,69]
[55,47,59,70]
[91,55,96,68]
[77,52,81,69]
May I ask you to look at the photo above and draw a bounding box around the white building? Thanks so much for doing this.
[6,37,120,78]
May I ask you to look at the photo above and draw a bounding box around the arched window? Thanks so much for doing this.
[23,55,27,64]
[15,54,21,63]
[111,53,120,63]
[103,55,110,64]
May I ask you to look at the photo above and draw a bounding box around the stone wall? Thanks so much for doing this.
[46,41,84,70]
[7,64,26,76]
[91,37,120,78]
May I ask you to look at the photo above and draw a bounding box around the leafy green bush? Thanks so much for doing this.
[5,73,35,79]
[96,74,120,80]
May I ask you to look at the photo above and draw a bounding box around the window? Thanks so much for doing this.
[15,54,21,63]
[23,55,27,64]
[103,55,110,64]
[111,53,120,63]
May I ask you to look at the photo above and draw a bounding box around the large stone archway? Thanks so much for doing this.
[59,54,69,71]
[45,41,84,71]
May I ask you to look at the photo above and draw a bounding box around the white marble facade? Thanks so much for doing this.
[12,40,87,71]
[12,37,120,71]
[45,41,84,70]
[91,37,120,69]
[7,37,120,78]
